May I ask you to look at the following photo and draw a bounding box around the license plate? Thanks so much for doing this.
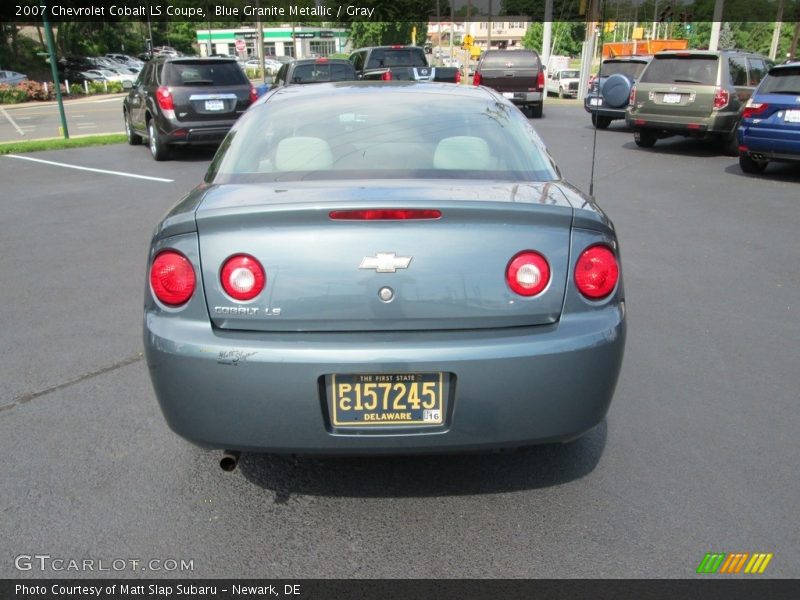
[662,93,682,104]
[329,373,445,427]
[590,98,602,106]
[502,92,515,98]
[784,110,800,123]
[205,99,225,111]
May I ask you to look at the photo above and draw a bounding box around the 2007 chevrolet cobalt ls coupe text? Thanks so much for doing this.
[144,82,626,458]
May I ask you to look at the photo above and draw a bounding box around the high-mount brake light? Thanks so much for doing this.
[574,245,619,300]
[505,251,550,297]
[329,209,442,220]
[220,254,266,301]
[155,86,174,111]
[150,250,195,306]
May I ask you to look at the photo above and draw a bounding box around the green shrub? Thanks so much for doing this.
[0,84,28,104]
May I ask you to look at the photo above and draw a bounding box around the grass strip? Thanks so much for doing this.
[0,133,127,155]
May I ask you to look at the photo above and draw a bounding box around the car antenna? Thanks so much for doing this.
[589,4,607,197]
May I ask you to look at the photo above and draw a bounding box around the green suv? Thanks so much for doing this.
[626,50,771,154]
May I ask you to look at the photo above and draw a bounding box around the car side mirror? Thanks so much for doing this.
[122,80,133,90]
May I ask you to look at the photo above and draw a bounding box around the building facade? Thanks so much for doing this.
[195,26,349,59]
[427,21,530,51]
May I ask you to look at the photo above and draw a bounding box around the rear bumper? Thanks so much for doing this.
[505,91,543,106]
[157,117,238,145]
[625,110,738,135]
[739,126,800,162]
[583,97,627,120]
[144,305,626,455]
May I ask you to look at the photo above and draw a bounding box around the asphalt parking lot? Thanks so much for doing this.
[1,105,798,578]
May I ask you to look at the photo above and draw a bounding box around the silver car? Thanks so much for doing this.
[144,82,625,461]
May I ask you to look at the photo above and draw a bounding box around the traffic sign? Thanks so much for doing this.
[463,34,474,47]
[235,39,246,52]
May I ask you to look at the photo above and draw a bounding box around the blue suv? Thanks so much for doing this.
[738,61,800,174]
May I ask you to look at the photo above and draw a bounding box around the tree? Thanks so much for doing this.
[521,22,583,57]
[348,22,428,48]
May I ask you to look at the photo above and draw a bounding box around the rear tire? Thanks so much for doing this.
[634,129,657,148]
[124,110,141,146]
[739,153,767,174]
[148,118,170,162]
[591,114,612,129]
[529,103,543,119]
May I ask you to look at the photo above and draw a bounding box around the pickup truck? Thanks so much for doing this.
[546,68,580,98]
[473,49,545,118]
[270,57,356,89]
[349,45,461,83]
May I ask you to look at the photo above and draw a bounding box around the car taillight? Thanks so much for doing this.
[249,85,258,103]
[536,69,544,90]
[589,74,598,86]
[629,85,636,105]
[329,209,441,220]
[473,71,481,86]
[742,99,769,119]
[381,71,393,81]
[506,251,550,297]
[713,87,730,110]
[220,254,266,301]
[574,245,619,300]
[455,69,462,84]
[155,86,174,111]
[150,250,195,306]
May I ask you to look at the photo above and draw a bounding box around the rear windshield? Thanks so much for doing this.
[639,56,718,85]
[601,61,648,80]
[163,61,248,86]
[482,52,539,69]
[366,49,427,69]
[290,62,355,84]
[759,67,800,94]
[208,89,558,183]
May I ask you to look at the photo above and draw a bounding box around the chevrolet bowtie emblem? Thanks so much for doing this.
[359,253,412,273]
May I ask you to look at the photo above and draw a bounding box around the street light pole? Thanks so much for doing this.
[41,1,69,139]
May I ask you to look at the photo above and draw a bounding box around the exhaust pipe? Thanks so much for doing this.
[220,450,241,472]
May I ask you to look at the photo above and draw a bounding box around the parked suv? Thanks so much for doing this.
[473,50,545,118]
[626,49,771,154]
[122,57,255,161]
[584,56,650,128]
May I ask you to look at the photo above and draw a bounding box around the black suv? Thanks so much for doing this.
[122,57,255,160]
[584,56,651,128]
[626,49,771,154]
[270,58,356,88]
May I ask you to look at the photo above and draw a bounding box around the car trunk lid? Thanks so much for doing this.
[195,182,573,333]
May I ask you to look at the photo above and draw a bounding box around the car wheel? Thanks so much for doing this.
[124,110,142,146]
[591,114,612,129]
[634,129,657,148]
[739,153,767,174]
[148,118,170,161]
[529,103,543,119]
